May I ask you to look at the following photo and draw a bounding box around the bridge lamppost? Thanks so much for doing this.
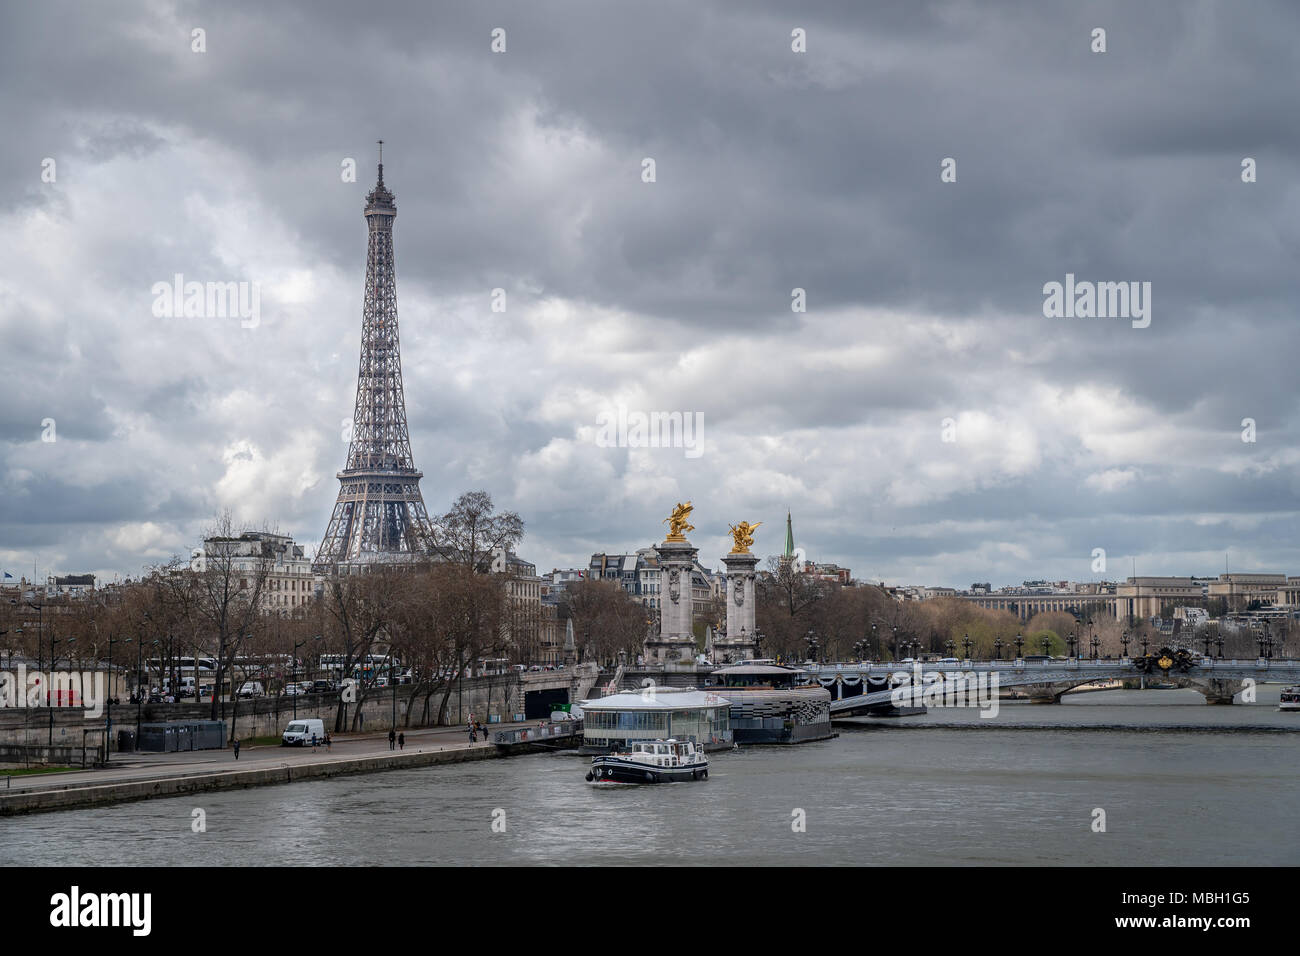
[1014,633,1024,660]
[1202,631,1214,659]
[1215,633,1224,660]
[1121,630,1130,659]
[1086,618,1095,661]
[1039,635,1052,657]
[870,622,878,659]
[993,638,1003,661]
[1140,635,1150,658]
[1256,629,1267,660]
[945,639,955,658]
[1066,631,1077,659]
[962,635,973,660]
[1090,634,1100,660]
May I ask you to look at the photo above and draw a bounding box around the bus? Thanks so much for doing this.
[318,653,400,684]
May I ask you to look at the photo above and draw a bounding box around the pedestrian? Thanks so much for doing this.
[468,721,476,743]
[398,732,405,750]
[325,731,332,751]
[311,733,318,749]
[233,739,240,760]
[388,728,396,751]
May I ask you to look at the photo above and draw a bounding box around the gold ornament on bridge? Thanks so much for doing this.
[728,520,761,554]
[663,501,695,541]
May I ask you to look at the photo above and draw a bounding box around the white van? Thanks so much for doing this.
[237,681,265,698]
[282,718,326,746]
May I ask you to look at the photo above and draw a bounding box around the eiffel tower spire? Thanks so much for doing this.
[314,145,434,572]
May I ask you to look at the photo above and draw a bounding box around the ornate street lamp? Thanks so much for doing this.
[1014,633,1024,659]
[1140,635,1150,657]
[945,639,956,658]
[27,600,44,693]
[1215,633,1224,660]
[106,635,129,764]
[48,635,74,744]
[1090,634,1100,660]
[993,638,1004,661]
[961,634,973,660]
[1066,631,1077,658]
[1039,635,1052,656]
[1120,629,1130,658]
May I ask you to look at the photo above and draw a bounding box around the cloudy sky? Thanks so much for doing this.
[2,0,1298,589]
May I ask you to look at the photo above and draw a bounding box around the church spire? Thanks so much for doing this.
[784,510,795,559]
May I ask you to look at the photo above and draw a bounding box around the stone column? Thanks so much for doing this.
[717,551,759,664]
[645,538,700,671]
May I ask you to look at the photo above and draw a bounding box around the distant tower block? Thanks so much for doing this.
[315,145,434,572]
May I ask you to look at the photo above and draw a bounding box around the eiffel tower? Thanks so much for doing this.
[314,143,434,572]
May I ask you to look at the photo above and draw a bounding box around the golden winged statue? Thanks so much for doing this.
[728,520,761,554]
[663,501,695,541]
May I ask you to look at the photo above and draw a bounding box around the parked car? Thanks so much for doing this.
[309,680,334,693]
[282,683,309,696]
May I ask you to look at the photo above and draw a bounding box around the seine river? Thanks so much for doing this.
[4,687,1297,866]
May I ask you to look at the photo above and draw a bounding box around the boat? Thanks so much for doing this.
[1279,687,1300,712]
[585,738,708,785]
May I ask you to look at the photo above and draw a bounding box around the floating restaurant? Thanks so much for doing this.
[703,663,834,744]
[578,690,733,754]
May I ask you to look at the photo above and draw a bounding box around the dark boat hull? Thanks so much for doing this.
[587,758,708,784]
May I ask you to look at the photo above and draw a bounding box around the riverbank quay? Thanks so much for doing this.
[0,720,579,817]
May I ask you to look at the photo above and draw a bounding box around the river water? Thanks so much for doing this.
[4,687,1297,866]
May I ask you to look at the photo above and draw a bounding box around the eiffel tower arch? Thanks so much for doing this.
[315,145,435,573]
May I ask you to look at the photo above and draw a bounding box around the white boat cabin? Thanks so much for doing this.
[623,739,702,767]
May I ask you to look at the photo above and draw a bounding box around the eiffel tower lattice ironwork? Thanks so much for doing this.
[315,145,434,572]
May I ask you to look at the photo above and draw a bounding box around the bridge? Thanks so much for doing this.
[800,656,1300,715]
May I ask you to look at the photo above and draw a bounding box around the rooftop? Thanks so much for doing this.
[581,690,731,711]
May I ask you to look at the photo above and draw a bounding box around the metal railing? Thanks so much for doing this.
[492,719,583,746]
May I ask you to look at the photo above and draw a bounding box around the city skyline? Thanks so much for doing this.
[3,2,1300,591]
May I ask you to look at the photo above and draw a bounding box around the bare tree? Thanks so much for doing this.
[560,578,644,666]
[427,491,524,573]
[189,511,273,734]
